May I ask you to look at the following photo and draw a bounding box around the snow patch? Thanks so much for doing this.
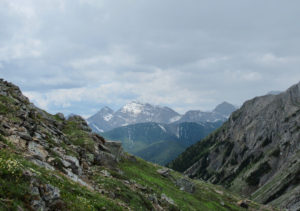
[169,115,181,123]
[92,124,104,133]
[103,114,113,121]
[158,124,166,132]
[121,101,144,115]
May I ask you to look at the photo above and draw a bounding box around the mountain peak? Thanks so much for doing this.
[121,101,146,115]
[100,106,114,113]
[213,101,237,117]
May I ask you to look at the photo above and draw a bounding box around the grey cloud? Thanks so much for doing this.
[0,0,300,116]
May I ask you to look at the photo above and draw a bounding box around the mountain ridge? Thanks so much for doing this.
[169,81,300,210]
[88,101,237,132]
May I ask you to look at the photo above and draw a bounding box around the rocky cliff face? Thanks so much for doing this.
[169,81,300,210]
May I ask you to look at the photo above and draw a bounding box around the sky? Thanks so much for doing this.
[0,0,300,118]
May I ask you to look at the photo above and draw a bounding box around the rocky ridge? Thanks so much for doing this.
[169,81,300,211]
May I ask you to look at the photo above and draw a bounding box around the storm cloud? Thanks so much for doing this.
[1,0,300,116]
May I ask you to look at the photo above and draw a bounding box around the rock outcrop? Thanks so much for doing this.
[169,81,300,210]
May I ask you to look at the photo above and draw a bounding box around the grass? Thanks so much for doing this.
[62,120,95,152]
[119,156,249,211]
[0,148,123,211]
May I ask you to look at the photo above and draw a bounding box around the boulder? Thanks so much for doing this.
[28,142,48,161]
[94,151,117,167]
[176,177,195,193]
[105,141,123,161]
[161,193,175,205]
[157,168,170,177]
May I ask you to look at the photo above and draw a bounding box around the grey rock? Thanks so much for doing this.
[94,151,117,167]
[148,194,158,204]
[17,132,32,142]
[31,159,55,171]
[28,141,48,161]
[64,155,79,167]
[105,141,123,161]
[157,168,170,177]
[100,169,111,177]
[40,184,60,202]
[161,193,175,205]
[176,177,195,193]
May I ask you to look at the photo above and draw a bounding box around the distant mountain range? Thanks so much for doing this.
[87,101,237,165]
[87,101,237,132]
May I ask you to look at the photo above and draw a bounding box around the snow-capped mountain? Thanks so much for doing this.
[87,106,114,132]
[87,101,237,133]
[87,101,181,132]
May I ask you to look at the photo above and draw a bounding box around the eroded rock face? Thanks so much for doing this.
[170,81,300,210]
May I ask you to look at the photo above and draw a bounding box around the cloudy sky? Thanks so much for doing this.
[0,0,300,117]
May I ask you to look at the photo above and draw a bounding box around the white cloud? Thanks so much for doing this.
[2,0,300,116]
[69,45,137,69]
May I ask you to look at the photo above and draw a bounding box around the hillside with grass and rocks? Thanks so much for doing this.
[0,79,278,211]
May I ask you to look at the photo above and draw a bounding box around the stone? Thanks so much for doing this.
[100,169,111,177]
[31,198,46,211]
[176,177,195,193]
[28,141,48,161]
[94,151,117,167]
[17,132,32,142]
[135,183,147,191]
[157,168,170,177]
[40,184,60,202]
[64,155,80,167]
[161,193,175,205]
[61,159,72,168]
[148,194,158,204]
[105,141,123,161]
[31,159,55,171]
[7,135,27,149]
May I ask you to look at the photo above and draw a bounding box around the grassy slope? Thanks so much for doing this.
[134,140,185,165]
[119,156,270,211]
[0,133,271,211]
